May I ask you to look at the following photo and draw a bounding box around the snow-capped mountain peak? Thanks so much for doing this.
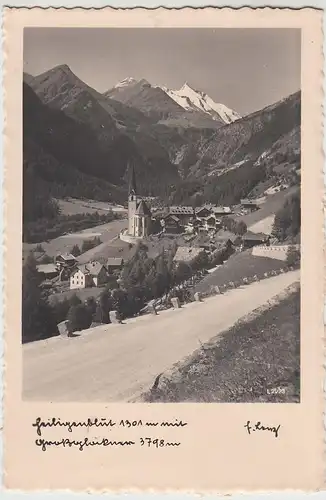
[162,82,241,125]
[114,77,138,89]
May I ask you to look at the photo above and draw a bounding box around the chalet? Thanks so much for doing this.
[185,218,202,234]
[173,246,205,265]
[205,215,218,231]
[240,199,259,212]
[106,257,124,274]
[55,253,77,270]
[70,261,108,290]
[87,261,108,286]
[195,206,211,219]
[161,214,182,234]
[36,263,59,281]
[242,231,269,249]
[212,206,232,216]
[70,265,93,289]
[169,206,195,224]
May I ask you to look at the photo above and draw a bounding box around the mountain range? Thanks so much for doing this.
[105,77,240,127]
[23,64,300,210]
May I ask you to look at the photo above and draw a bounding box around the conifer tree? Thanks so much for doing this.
[22,253,55,343]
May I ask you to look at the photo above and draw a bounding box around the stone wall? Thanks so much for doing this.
[119,231,144,244]
[252,244,300,261]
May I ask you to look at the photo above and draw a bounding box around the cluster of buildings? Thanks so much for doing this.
[124,164,261,241]
[37,253,124,290]
[160,204,233,235]
[36,166,267,294]
[124,164,237,239]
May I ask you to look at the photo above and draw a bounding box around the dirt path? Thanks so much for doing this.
[23,270,300,402]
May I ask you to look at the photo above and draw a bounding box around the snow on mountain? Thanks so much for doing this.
[161,82,241,124]
[114,77,138,89]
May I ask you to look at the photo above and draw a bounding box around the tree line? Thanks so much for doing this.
[272,189,300,242]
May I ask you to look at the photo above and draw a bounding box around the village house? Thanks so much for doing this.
[106,257,124,274]
[169,206,195,225]
[161,213,182,234]
[70,261,108,290]
[240,199,259,212]
[204,215,219,231]
[55,253,77,270]
[242,231,269,249]
[185,218,202,234]
[36,263,59,281]
[195,206,211,219]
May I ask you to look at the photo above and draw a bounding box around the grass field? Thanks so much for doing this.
[248,215,275,235]
[56,198,127,216]
[48,285,104,305]
[145,284,300,403]
[238,187,297,227]
[195,249,286,295]
[23,218,128,260]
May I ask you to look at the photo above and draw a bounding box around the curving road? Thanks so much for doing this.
[23,270,300,402]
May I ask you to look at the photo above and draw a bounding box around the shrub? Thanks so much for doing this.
[286,245,300,267]
[67,304,92,332]
[71,244,81,257]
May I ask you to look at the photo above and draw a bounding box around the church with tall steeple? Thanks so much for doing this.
[127,163,152,238]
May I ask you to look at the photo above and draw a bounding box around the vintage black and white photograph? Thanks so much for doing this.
[22,27,301,403]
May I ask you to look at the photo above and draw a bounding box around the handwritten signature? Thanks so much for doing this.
[244,420,280,438]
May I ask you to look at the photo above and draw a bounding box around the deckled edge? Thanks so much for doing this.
[2,4,8,492]
[323,4,326,490]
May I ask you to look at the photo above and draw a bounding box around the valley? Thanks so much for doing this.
[22,58,301,403]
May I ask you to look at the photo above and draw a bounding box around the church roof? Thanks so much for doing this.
[135,199,151,216]
[128,163,137,195]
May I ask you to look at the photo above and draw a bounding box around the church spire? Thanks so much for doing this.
[128,162,137,195]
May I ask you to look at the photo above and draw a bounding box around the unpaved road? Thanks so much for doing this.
[23,270,300,402]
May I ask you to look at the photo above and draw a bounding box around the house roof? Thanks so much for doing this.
[135,199,151,216]
[243,231,268,241]
[170,206,194,215]
[164,214,180,223]
[240,199,258,205]
[57,253,76,261]
[72,261,105,277]
[72,264,89,276]
[86,261,104,276]
[106,257,124,266]
[211,206,228,214]
[36,264,58,274]
[195,206,211,214]
[173,246,204,263]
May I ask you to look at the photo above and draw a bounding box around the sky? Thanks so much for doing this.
[23,28,300,116]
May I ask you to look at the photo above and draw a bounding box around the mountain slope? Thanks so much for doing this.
[104,77,185,121]
[190,91,301,178]
[168,91,301,205]
[24,68,180,196]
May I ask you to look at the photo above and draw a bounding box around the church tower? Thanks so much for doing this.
[128,163,138,236]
